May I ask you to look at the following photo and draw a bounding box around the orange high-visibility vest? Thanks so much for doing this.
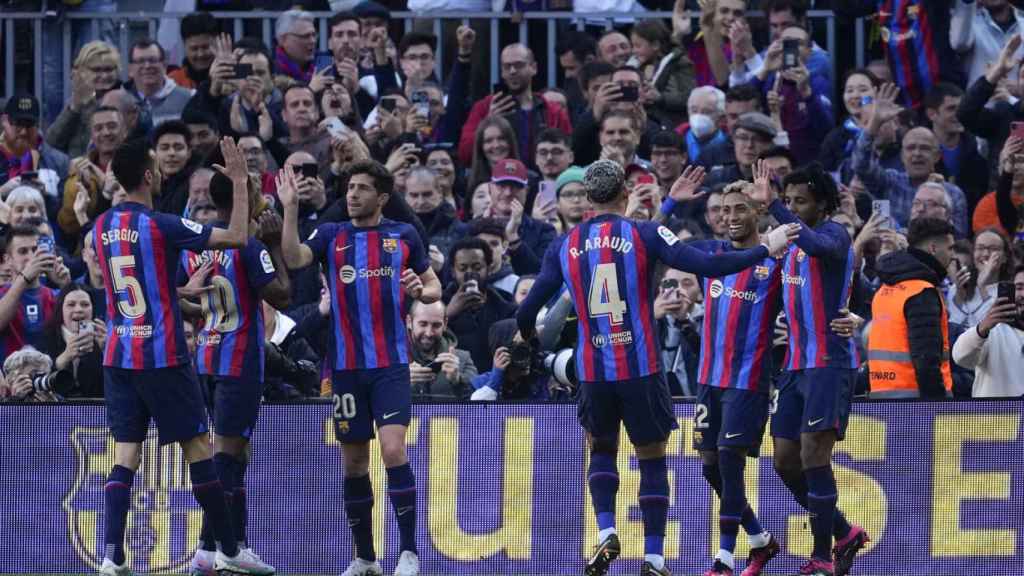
[868,279,952,393]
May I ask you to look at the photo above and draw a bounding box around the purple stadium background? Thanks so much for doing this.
[1,401,1021,575]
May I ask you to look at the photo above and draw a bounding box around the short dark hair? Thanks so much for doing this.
[599,109,641,132]
[181,105,218,129]
[758,146,795,164]
[579,61,615,92]
[180,12,219,41]
[151,119,192,148]
[208,171,234,212]
[762,0,808,20]
[450,236,493,269]
[398,32,436,58]
[235,36,272,64]
[781,162,839,215]
[843,67,881,91]
[908,217,955,247]
[536,127,570,148]
[4,223,40,252]
[283,83,315,105]
[612,64,642,81]
[631,19,671,51]
[111,138,156,192]
[651,129,684,150]
[90,105,121,123]
[130,37,165,62]
[328,11,361,32]
[726,83,761,104]
[555,30,597,62]
[468,217,506,239]
[347,159,394,197]
[925,82,965,111]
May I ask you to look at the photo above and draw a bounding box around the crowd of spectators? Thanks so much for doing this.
[2,0,1024,403]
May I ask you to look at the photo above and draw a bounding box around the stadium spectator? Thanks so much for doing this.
[654,266,703,396]
[262,299,321,400]
[556,31,598,120]
[47,41,123,158]
[469,218,519,299]
[924,83,988,213]
[486,159,557,275]
[407,300,477,400]
[957,36,1024,177]
[688,0,748,88]
[274,10,317,83]
[4,186,49,229]
[443,236,517,372]
[0,224,62,358]
[704,112,777,188]
[948,229,1014,326]
[853,84,969,238]
[820,69,904,180]
[187,168,216,224]
[405,166,465,257]
[469,318,555,401]
[463,181,493,221]
[0,94,70,203]
[42,283,106,399]
[649,130,687,197]
[458,44,573,168]
[283,152,331,240]
[182,106,221,161]
[125,38,194,126]
[0,348,61,402]
[867,218,955,398]
[469,116,517,198]
[679,86,729,166]
[57,106,125,237]
[576,61,615,124]
[574,66,662,167]
[974,136,1024,238]
[151,120,196,216]
[597,31,633,68]
[952,265,1024,397]
[950,0,1024,88]
[169,12,219,90]
[100,89,151,143]
[631,19,695,128]
[534,128,574,191]
[280,85,331,171]
[723,84,760,138]
[910,183,955,227]
[424,146,461,209]
[75,229,107,316]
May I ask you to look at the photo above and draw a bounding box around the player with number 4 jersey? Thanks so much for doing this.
[94,137,273,576]
[179,172,292,576]
[279,160,442,576]
[517,161,799,576]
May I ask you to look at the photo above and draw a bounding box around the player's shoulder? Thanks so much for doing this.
[307,220,343,242]
[381,218,417,237]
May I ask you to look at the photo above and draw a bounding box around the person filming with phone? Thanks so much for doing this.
[39,283,106,398]
[952,265,1024,397]
[406,300,477,400]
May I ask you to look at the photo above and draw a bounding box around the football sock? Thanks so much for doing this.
[213,452,244,547]
[638,457,669,562]
[103,465,134,565]
[805,465,838,562]
[233,459,249,547]
[344,474,376,561]
[588,451,619,535]
[190,459,238,557]
[780,468,852,538]
[704,461,763,537]
[717,450,747,556]
[386,463,418,554]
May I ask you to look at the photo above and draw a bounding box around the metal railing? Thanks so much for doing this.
[1,9,864,117]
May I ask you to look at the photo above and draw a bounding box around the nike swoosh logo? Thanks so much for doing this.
[336,244,352,252]
[397,506,414,516]
[383,411,400,419]
[808,418,825,427]
[725,432,743,439]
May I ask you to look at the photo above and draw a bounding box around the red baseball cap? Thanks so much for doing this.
[491,158,528,186]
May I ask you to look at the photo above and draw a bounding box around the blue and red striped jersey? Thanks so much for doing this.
[517,214,774,383]
[0,285,57,358]
[304,218,429,371]
[92,202,211,370]
[180,233,276,380]
[874,0,962,109]
[691,241,782,393]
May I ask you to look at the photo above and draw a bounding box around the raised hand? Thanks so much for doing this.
[763,223,801,257]
[867,83,903,134]
[750,159,776,204]
[988,34,1022,84]
[275,165,299,209]
[214,136,248,183]
[257,209,283,246]
[456,25,476,57]
[999,135,1024,175]
[978,297,1019,337]
[401,268,424,299]
[179,259,215,299]
[668,165,707,202]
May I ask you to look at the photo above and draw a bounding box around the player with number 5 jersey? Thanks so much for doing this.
[178,172,293,576]
[517,161,799,576]
[93,137,274,576]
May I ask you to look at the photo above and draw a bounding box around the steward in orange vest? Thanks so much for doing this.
[867,219,955,398]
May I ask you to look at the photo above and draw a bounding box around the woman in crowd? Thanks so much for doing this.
[632,18,695,127]
[468,116,519,193]
[820,69,881,176]
[462,181,493,222]
[46,41,123,158]
[424,145,463,210]
[948,229,1015,326]
[42,283,106,399]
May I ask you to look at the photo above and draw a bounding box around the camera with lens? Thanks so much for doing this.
[505,339,577,396]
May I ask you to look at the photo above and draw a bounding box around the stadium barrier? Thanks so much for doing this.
[1,399,1021,574]
[0,9,864,114]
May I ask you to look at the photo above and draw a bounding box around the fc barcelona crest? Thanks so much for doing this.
[382,238,398,253]
[796,249,807,262]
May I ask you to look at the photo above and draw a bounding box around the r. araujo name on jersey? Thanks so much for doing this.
[180,234,276,380]
[781,243,859,370]
[304,219,429,371]
[93,204,211,370]
[698,243,783,393]
[560,218,659,382]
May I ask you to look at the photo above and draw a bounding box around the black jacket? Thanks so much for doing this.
[874,247,949,398]
[957,76,1024,179]
[442,284,517,373]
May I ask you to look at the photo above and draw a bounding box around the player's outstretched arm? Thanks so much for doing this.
[768,200,849,258]
[207,136,250,249]
[276,167,314,270]
[255,210,293,310]
[417,268,442,303]
[515,243,565,339]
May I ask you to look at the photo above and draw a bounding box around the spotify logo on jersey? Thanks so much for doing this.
[709,279,724,298]
[339,265,357,284]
